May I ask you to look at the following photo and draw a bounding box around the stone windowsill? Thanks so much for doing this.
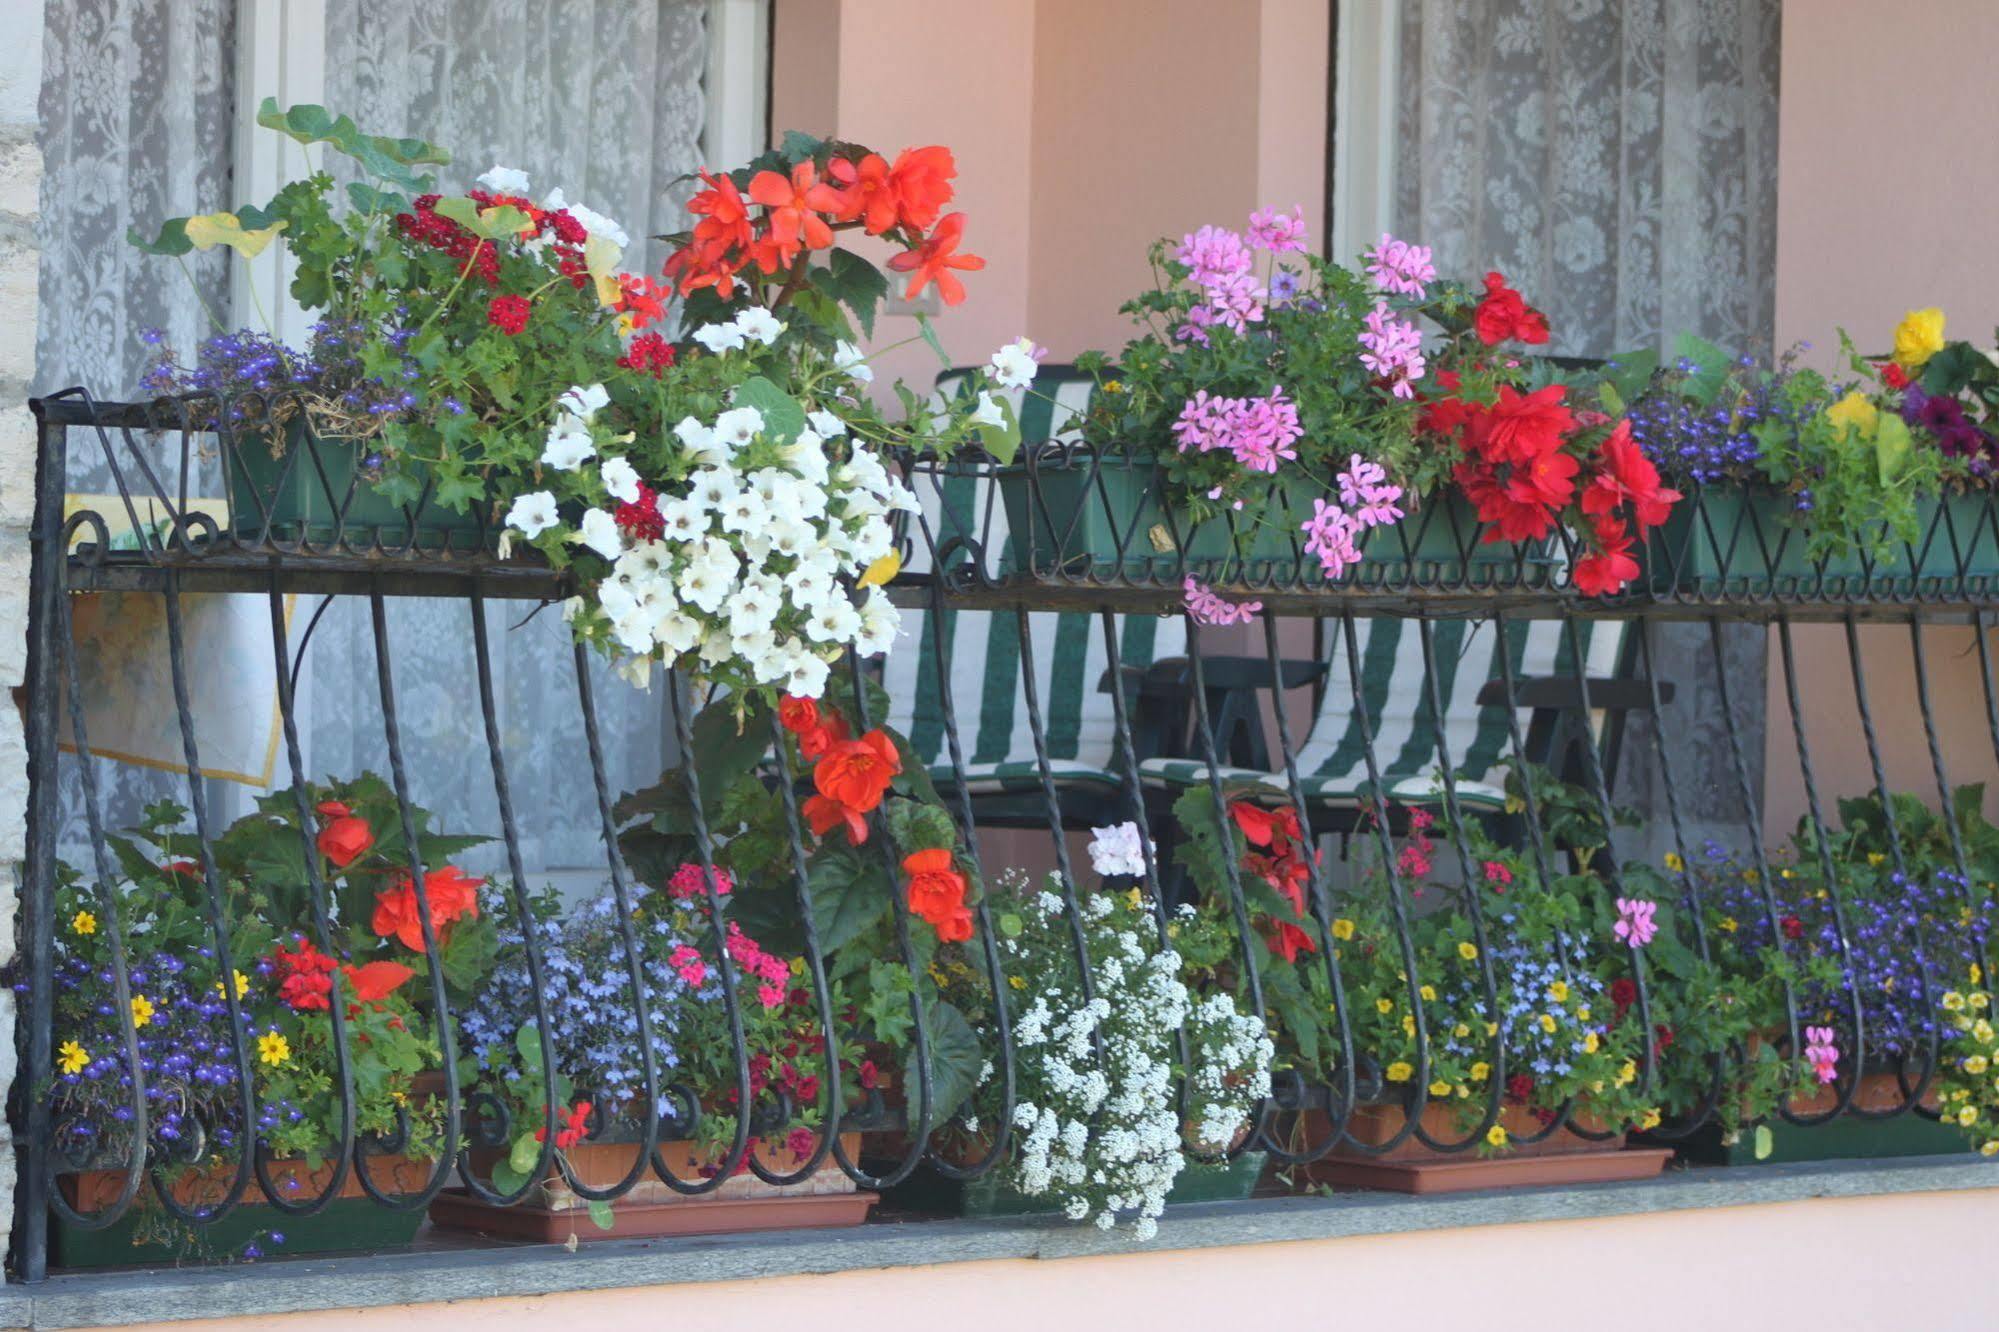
[0,1155,1993,1330]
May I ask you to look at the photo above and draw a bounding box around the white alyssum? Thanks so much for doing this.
[1088,822,1154,879]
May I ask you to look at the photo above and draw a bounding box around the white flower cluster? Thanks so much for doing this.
[1087,821,1154,879]
[999,873,1269,1239]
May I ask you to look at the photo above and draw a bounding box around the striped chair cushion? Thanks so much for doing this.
[882,366,1184,787]
[1139,616,1630,805]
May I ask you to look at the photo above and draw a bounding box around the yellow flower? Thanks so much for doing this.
[258,1032,291,1068]
[1578,1007,1592,1022]
[1743,868,1761,884]
[790,956,806,977]
[1008,975,1026,990]
[129,995,154,1029]
[1486,1124,1509,1148]
[1376,998,1394,1015]
[1470,1061,1491,1082]
[214,970,250,1001]
[1958,1105,1979,1128]
[1944,991,1967,1012]
[1584,1032,1600,1054]
[70,910,97,936]
[1333,918,1356,941]
[392,1090,408,1106]
[1641,1108,1663,1130]
[1548,980,1570,1003]
[1429,1079,1452,1098]
[1974,1019,1995,1044]
[1458,941,1478,962]
[1419,985,1437,1002]
[1453,1023,1471,1039]
[58,1041,88,1075]
[1386,1061,1413,1083]
[1485,1022,1499,1038]
[1974,992,1992,1012]
[1967,1055,1990,1076]
[1103,379,1126,395]
[1982,1140,1999,1157]
[1402,1015,1416,1037]
[1973,964,1985,986]
[1538,1013,1558,1034]
[1720,916,1739,934]
[1455,1084,1469,1099]
[1866,852,1886,868]
[1663,852,1684,873]
[1616,1060,1638,1087]
[1124,888,1143,912]
[1779,868,1794,880]
[1892,306,1946,369]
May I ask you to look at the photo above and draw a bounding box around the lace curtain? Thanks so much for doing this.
[35,0,714,874]
[1390,0,1782,850]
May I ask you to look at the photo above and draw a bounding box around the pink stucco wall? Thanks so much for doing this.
[109,1187,1999,1332]
[1762,0,1999,837]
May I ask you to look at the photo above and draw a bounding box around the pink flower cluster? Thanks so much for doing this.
[1183,577,1264,626]
[1364,232,1437,298]
[1173,220,1269,342]
[1613,897,1659,948]
[1398,806,1436,878]
[1247,205,1309,254]
[1359,301,1427,399]
[724,919,792,1010]
[667,861,735,900]
[1172,388,1304,474]
[1299,453,1405,578]
[1804,1025,1840,1085]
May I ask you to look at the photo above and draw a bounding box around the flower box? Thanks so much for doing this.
[1661,1069,1965,1166]
[52,1151,433,1269]
[883,1150,1266,1218]
[1294,1102,1670,1195]
[428,1131,875,1242]
[1638,487,1999,597]
[226,417,490,549]
[997,451,1553,587]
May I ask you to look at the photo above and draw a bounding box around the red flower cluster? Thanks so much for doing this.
[778,697,897,845]
[396,194,502,284]
[271,936,337,1012]
[903,847,973,943]
[486,294,530,336]
[614,481,665,542]
[1473,272,1549,347]
[536,1100,593,1152]
[314,799,374,869]
[371,865,483,953]
[665,145,982,305]
[617,331,677,376]
[1230,800,1319,961]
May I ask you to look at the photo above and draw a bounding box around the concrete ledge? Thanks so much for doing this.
[1,1155,1992,1329]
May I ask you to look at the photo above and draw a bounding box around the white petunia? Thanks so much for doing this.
[476,165,532,195]
[779,429,829,485]
[559,383,610,420]
[505,491,559,538]
[673,416,716,458]
[807,408,848,438]
[856,588,900,657]
[688,468,740,511]
[542,187,629,248]
[693,321,747,355]
[832,341,875,385]
[804,597,863,644]
[600,456,641,504]
[713,405,766,452]
[735,307,785,346]
[656,493,706,542]
[716,487,770,536]
[653,609,703,655]
[782,646,832,698]
[988,336,1040,389]
[972,390,1008,427]
[541,416,596,471]
[577,508,624,560]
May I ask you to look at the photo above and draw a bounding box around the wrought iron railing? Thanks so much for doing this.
[12,392,1996,1278]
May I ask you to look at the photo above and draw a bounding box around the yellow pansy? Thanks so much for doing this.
[1332,918,1356,941]
[1966,1055,1990,1076]
[790,957,807,977]
[1458,941,1479,962]
[1008,975,1026,990]
[1538,1014,1558,1034]
[1743,868,1761,884]
[1891,306,1946,369]
[1584,1032,1600,1054]
[1779,867,1794,880]
[1958,1105,1979,1128]
[1866,852,1886,867]
[1402,1015,1417,1037]
[1973,992,1992,1011]
[1419,985,1437,1002]
[1578,1007,1592,1022]
[257,1032,291,1067]
[70,910,97,936]
[1376,998,1394,1015]
[129,995,154,1029]
[1385,1061,1414,1083]
[1453,1023,1471,1039]
[58,1041,89,1075]
[1616,1060,1638,1087]
[1486,1124,1509,1148]
[214,970,250,1001]
[1548,980,1570,1004]
[1982,1140,1999,1157]
[1720,916,1739,934]
[1944,991,1967,1012]
[1973,964,1985,986]
[1641,1108,1663,1130]
[1974,1019,1995,1044]
[1663,852,1684,872]
[1429,1079,1452,1098]
[1470,1061,1491,1082]
[1485,1022,1499,1038]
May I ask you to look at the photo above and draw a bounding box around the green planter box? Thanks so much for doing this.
[997,452,1552,587]
[1641,488,1999,596]
[1663,1112,1971,1167]
[50,1196,424,1269]
[226,419,490,549]
[885,1150,1267,1218]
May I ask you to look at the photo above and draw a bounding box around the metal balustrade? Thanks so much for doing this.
[12,391,1997,1278]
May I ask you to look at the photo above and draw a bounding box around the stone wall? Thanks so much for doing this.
[0,0,47,1264]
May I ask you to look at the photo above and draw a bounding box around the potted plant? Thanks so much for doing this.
[39,777,493,1266]
[1618,317,1999,597]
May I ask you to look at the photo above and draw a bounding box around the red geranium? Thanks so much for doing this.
[536,1100,593,1152]
[1473,271,1549,346]
[342,960,414,1006]
[615,482,665,543]
[271,936,337,1012]
[1609,976,1638,1018]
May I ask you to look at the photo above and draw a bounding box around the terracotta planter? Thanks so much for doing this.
[428,1131,876,1242]
[1664,1068,1965,1166]
[53,1151,434,1268]
[1294,1102,1670,1195]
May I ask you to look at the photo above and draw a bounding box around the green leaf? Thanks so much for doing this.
[735,376,808,446]
[828,249,891,340]
[982,393,1024,466]
[1753,1123,1774,1160]
[127,218,194,256]
[515,1021,546,1074]
[508,1130,543,1176]
[347,183,409,216]
[917,999,983,1127]
[1600,348,1660,409]
[913,314,952,369]
[431,197,487,234]
[1874,412,1913,484]
[688,695,773,814]
[806,844,891,954]
[1672,333,1733,406]
[587,1198,616,1231]
[490,1157,529,1196]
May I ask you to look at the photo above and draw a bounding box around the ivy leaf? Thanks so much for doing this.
[490,1157,529,1196]
[735,376,808,446]
[1672,332,1733,406]
[514,1021,547,1073]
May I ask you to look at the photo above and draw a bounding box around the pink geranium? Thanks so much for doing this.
[1613,897,1659,948]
